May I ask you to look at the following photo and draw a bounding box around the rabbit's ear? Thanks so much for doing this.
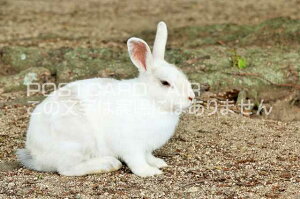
[152,21,168,60]
[127,37,153,72]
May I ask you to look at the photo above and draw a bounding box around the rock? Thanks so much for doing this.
[186,186,200,192]
[1,44,299,98]
[0,67,52,92]
[1,17,300,97]
[0,161,21,172]
[0,46,44,72]
[141,17,300,47]
[237,90,247,105]
[265,91,300,121]
[55,48,136,83]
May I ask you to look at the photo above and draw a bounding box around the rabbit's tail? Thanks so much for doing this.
[16,148,35,169]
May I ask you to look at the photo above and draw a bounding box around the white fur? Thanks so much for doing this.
[153,21,167,60]
[17,22,195,177]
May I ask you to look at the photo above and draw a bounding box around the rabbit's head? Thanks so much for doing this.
[127,22,195,113]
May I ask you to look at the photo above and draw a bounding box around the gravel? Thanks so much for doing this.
[0,91,300,198]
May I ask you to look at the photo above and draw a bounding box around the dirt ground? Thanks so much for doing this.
[1,0,300,48]
[0,0,300,198]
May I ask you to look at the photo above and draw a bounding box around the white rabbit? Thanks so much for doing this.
[17,22,195,177]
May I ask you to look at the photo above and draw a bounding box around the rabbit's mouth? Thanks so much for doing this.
[172,102,193,114]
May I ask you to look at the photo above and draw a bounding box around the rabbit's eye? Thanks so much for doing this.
[160,80,171,87]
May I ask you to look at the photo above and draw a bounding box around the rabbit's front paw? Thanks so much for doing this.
[132,166,162,177]
[147,155,168,168]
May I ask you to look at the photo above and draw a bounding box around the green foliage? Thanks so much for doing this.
[230,49,248,69]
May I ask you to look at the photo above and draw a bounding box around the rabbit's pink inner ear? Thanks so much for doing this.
[131,41,147,71]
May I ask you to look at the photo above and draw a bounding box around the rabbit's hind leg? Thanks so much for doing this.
[58,156,122,176]
[123,152,162,177]
[146,153,168,168]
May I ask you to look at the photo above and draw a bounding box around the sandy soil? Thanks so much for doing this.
[0,0,300,198]
[0,93,300,198]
